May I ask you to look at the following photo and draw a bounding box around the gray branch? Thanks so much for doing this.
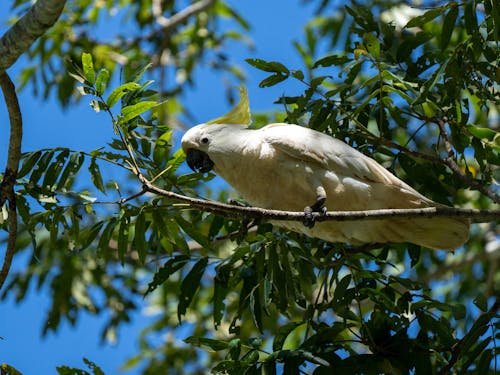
[0,0,67,73]
[0,73,22,290]
[158,0,216,33]
[137,176,500,224]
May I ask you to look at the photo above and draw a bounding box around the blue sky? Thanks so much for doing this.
[0,1,319,373]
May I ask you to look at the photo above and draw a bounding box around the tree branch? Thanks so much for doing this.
[154,0,216,33]
[0,0,67,74]
[0,73,23,290]
[135,175,500,223]
[434,117,500,205]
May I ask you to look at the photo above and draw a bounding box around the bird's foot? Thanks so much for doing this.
[303,197,327,228]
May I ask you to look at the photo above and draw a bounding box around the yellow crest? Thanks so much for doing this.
[206,85,251,125]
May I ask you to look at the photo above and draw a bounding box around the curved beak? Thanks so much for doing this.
[185,149,215,173]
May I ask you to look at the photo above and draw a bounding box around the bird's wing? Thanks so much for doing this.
[261,124,391,182]
[260,123,434,206]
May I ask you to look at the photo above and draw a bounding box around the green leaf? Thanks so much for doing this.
[89,158,105,193]
[213,272,229,329]
[57,152,84,190]
[42,149,69,189]
[333,274,352,306]
[259,73,289,88]
[176,215,210,248]
[184,336,229,351]
[273,322,303,351]
[105,82,141,108]
[228,338,241,360]
[466,124,498,141]
[144,255,190,296]
[363,33,380,58]
[80,221,105,250]
[97,218,118,253]
[413,61,448,105]
[117,216,129,265]
[460,338,492,371]
[473,293,488,312]
[249,289,263,333]
[441,5,458,50]
[56,366,89,375]
[29,150,55,184]
[310,75,330,88]
[133,211,147,263]
[81,53,95,85]
[178,257,208,320]
[68,71,86,84]
[18,151,42,178]
[119,101,158,123]
[291,70,304,80]
[313,54,349,68]
[82,358,105,375]
[405,7,443,29]
[1,364,23,375]
[95,69,110,96]
[477,349,493,375]
[407,244,421,267]
[460,312,494,355]
[464,2,479,35]
[131,63,152,83]
[418,314,455,347]
[245,58,289,74]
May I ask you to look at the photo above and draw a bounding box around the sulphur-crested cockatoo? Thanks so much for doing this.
[181,87,469,250]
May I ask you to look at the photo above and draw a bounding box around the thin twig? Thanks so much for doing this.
[135,175,500,223]
[0,73,23,290]
[154,0,216,33]
[434,117,500,204]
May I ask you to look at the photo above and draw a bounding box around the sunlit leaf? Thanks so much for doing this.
[105,82,141,108]
[81,53,95,85]
[95,69,110,96]
[119,101,158,124]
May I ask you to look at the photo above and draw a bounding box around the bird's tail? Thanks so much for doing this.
[383,216,470,250]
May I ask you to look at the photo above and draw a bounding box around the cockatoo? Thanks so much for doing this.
[181,87,470,250]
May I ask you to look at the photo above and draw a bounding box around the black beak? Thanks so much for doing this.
[186,149,215,173]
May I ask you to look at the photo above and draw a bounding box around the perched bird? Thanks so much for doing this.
[181,87,470,250]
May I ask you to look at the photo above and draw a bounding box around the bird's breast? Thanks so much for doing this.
[212,149,318,211]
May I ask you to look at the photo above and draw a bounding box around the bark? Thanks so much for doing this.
[0,0,67,73]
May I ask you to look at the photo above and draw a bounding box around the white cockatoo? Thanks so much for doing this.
[181,87,470,250]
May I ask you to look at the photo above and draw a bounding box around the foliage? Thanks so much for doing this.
[1,0,499,374]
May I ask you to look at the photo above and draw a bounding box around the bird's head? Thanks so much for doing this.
[181,124,216,173]
[181,85,251,174]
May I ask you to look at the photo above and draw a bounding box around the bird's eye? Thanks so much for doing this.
[201,137,209,144]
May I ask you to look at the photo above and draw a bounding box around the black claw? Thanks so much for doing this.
[303,198,327,229]
[303,206,315,228]
[310,196,326,212]
[227,199,250,207]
